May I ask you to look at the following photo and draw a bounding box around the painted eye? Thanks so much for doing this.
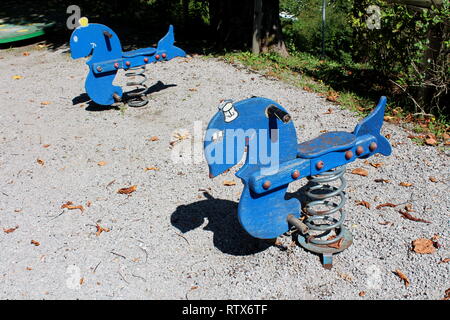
[73,35,78,42]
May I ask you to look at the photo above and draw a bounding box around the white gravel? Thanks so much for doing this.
[0,45,448,300]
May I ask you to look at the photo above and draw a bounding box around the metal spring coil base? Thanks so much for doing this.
[124,65,148,107]
[297,165,353,269]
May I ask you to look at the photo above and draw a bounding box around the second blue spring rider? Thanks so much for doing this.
[70,17,186,106]
[204,96,392,268]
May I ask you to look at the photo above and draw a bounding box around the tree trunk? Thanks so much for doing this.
[209,0,287,55]
[258,0,289,56]
[252,0,263,54]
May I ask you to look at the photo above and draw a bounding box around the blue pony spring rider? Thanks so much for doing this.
[204,96,392,268]
[70,17,186,106]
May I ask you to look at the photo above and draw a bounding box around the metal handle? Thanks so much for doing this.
[266,105,291,123]
[287,214,309,234]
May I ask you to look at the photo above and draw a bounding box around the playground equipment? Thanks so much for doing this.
[70,17,186,106]
[204,96,392,268]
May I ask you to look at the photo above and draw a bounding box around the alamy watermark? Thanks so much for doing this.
[170,121,281,174]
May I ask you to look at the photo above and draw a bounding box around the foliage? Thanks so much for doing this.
[352,0,449,116]
[280,0,354,64]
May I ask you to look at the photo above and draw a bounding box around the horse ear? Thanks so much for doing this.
[78,17,89,27]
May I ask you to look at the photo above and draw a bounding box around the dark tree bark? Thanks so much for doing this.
[209,0,287,55]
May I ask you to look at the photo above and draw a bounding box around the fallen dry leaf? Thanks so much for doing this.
[3,226,19,234]
[326,91,339,102]
[399,210,431,223]
[323,108,333,114]
[61,201,84,213]
[364,160,383,168]
[355,200,371,209]
[374,178,391,183]
[31,240,40,246]
[359,291,366,297]
[376,203,398,210]
[438,258,450,264]
[95,224,110,236]
[429,177,438,183]
[37,159,45,166]
[80,278,84,285]
[399,182,413,187]
[393,270,410,287]
[412,238,436,254]
[351,168,368,177]
[23,52,30,56]
[117,185,137,194]
[42,144,50,148]
[97,161,107,166]
[86,200,92,207]
[188,88,198,92]
[327,235,343,249]
[223,180,236,186]
[444,289,450,300]
[40,101,51,106]
[12,75,23,80]
[26,267,32,271]
[149,136,159,141]
[144,167,160,171]
[424,134,437,146]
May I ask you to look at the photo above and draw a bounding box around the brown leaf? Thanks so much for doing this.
[393,270,410,287]
[149,136,159,141]
[117,185,137,194]
[355,200,371,209]
[326,91,339,102]
[399,182,413,187]
[351,168,368,177]
[23,52,30,56]
[12,75,23,80]
[42,144,50,148]
[31,240,40,246]
[144,167,160,171]
[323,108,333,114]
[366,161,383,168]
[374,178,391,183]
[404,204,414,212]
[359,291,366,297]
[80,278,84,285]
[40,101,51,106]
[37,158,45,166]
[188,88,198,92]
[424,134,437,146]
[429,177,438,183]
[412,238,436,254]
[327,235,343,249]
[385,134,392,139]
[95,224,110,236]
[438,258,450,264]
[26,267,33,271]
[376,203,398,210]
[3,226,19,234]
[444,289,450,300]
[61,201,84,212]
[223,180,236,186]
[97,161,107,166]
[399,210,431,223]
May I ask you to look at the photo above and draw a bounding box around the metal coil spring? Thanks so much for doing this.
[125,65,148,107]
[303,165,347,246]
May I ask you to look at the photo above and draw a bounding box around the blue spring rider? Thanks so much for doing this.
[204,96,392,268]
[70,17,186,106]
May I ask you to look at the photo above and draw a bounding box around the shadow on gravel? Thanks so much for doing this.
[171,192,273,256]
[71,81,177,111]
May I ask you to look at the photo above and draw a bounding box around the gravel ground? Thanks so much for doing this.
[0,44,448,300]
